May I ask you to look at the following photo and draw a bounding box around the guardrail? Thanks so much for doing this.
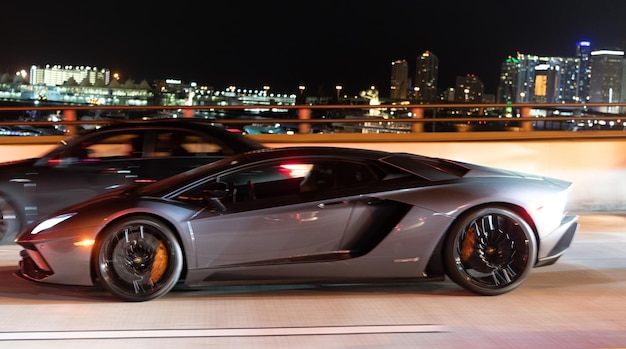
[1,102,625,139]
[1,103,626,213]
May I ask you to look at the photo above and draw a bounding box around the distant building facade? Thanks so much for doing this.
[389,59,409,100]
[413,51,439,102]
[1,64,296,107]
[588,49,625,112]
[576,41,593,103]
[498,41,626,113]
[29,65,111,87]
[454,74,484,103]
[499,53,581,104]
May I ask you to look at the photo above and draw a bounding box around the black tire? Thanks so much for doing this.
[94,216,183,302]
[0,195,20,245]
[443,206,537,296]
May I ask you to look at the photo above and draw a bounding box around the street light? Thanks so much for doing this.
[335,85,342,102]
[297,85,306,105]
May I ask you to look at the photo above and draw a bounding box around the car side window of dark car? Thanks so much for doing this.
[153,131,224,157]
[57,132,142,163]
[89,133,144,159]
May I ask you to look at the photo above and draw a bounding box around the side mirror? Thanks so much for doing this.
[202,181,230,199]
[202,181,231,211]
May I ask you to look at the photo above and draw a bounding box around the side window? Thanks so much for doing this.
[335,162,378,187]
[220,163,306,202]
[173,164,308,207]
[154,131,222,157]
[299,161,377,193]
[219,160,378,201]
[173,160,380,209]
[62,132,141,161]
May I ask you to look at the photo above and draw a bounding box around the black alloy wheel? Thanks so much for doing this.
[94,216,183,302]
[443,206,537,296]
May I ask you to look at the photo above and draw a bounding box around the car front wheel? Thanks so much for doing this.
[94,216,183,302]
[443,206,537,296]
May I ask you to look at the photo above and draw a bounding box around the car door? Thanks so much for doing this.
[29,131,146,218]
[183,160,359,269]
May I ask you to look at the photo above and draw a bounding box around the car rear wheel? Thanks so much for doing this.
[0,196,20,245]
[94,216,183,302]
[443,206,537,296]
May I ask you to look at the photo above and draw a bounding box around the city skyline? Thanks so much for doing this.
[3,1,626,95]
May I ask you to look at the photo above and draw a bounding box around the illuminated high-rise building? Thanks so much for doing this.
[534,58,568,103]
[498,53,575,104]
[414,51,438,102]
[389,59,409,100]
[589,49,625,113]
[559,56,580,103]
[576,41,592,103]
[498,56,519,103]
[499,53,540,103]
[454,74,484,103]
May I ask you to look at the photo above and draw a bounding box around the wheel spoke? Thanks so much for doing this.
[491,266,515,285]
[133,279,146,294]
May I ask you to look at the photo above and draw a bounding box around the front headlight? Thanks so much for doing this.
[30,213,76,235]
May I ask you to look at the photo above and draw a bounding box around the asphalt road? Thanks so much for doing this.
[0,214,625,349]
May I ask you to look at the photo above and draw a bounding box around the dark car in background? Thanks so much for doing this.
[0,119,265,245]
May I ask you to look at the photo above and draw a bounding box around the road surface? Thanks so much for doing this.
[0,214,624,349]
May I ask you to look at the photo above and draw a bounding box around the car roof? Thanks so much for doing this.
[232,146,392,162]
[233,147,470,178]
[67,118,266,150]
[142,146,471,196]
[89,118,239,133]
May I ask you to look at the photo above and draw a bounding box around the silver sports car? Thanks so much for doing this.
[15,146,579,301]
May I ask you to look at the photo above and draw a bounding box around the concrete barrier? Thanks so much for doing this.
[1,135,625,213]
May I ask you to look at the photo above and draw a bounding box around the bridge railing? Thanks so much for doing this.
[1,103,625,212]
[0,102,625,140]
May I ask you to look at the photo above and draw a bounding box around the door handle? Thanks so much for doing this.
[317,200,347,208]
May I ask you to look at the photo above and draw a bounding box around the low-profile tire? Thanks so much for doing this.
[0,195,21,245]
[443,206,537,296]
[94,215,183,302]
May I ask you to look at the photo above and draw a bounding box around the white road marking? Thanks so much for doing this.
[0,324,447,340]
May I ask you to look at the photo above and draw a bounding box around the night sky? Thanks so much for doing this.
[3,1,626,96]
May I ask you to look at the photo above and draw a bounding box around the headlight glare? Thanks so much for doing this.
[31,213,76,235]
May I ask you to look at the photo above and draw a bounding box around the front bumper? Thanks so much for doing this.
[18,248,53,281]
[16,241,95,286]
